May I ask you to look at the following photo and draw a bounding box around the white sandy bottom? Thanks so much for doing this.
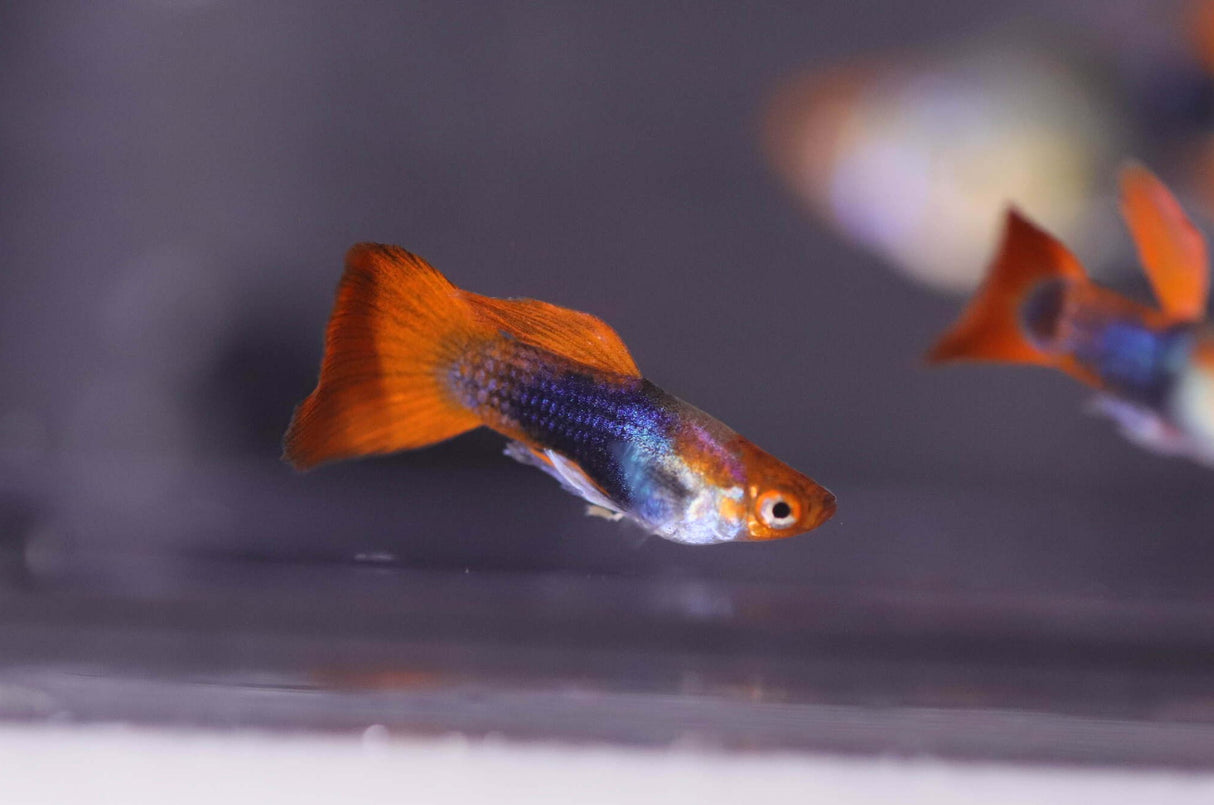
[1,723,1213,805]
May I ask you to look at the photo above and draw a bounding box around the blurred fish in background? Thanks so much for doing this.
[928,163,1214,465]
[762,1,1214,295]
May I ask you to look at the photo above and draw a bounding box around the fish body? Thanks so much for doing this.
[762,41,1123,294]
[285,245,835,544]
[929,162,1214,463]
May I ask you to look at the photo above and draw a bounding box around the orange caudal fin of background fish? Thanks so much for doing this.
[283,244,483,470]
[927,208,1093,378]
[1119,162,1210,322]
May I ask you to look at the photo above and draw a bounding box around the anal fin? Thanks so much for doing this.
[585,505,625,521]
[1087,395,1190,457]
[504,441,624,516]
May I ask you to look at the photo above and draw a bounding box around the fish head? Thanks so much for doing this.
[1173,326,1214,462]
[637,415,836,545]
[731,439,836,541]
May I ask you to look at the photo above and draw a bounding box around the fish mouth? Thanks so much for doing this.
[812,490,838,529]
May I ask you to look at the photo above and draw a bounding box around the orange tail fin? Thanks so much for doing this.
[926,209,1090,373]
[283,244,483,470]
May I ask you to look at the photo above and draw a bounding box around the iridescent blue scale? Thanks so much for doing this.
[451,344,684,510]
[1072,319,1194,407]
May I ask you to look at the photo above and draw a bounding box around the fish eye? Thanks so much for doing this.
[757,490,800,529]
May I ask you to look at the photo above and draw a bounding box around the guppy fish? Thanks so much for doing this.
[284,244,836,544]
[928,163,1214,464]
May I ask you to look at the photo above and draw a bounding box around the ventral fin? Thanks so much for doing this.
[1120,162,1210,322]
[464,293,641,378]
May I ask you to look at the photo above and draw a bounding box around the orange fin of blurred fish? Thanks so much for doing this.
[1119,162,1209,323]
[926,209,1097,385]
[283,244,484,469]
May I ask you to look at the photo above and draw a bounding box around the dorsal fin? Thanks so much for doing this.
[463,292,641,377]
[1120,162,1210,322]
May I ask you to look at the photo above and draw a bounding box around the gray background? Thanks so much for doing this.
[2,0,1210,601]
